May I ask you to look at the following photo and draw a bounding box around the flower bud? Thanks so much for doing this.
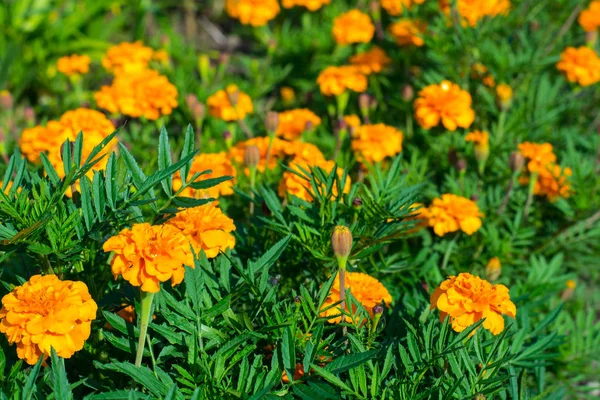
[352,197,363,208]
[359,93,371,115]
[486,257,501,281]
[269,275,281,286]
[294,295,302,303]
[471,194,479,201]
[304,120,314,132]
[530,20,540,31]
[192,103,205,122]
[474,394,486,400]
[456,158,467,172]
[331,225,353,260]
[448,148,458,165]
[266,111,279,134]
[586,30,598,46]
[561,279,576,301]
[24,107,35,124]
[509,151,525,172]
[336,117,348,132]
[401,84,414,102]
[0,90,13,110]
[244,145,261,169]
[372,304,384,315]
[185,94,198,110]
[496,84,513,111]
[223,130,232,141]
[369,97,378,110]
[280,86,295,104]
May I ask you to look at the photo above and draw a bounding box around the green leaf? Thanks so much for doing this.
[281,327,296,381]
[21,353,44,400]
[158,126,173,196]
[326,351,376,374]
[40,152,60,185]
[179,125,195,182]
[248,235,291,276]
[50,348,72,400]
[309,364,356,394]
[105,153,117,210]
[118,143,147,188]
[79,176,94,230]
[97,362,168,398]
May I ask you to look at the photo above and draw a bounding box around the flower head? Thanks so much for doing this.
[103,223,194,293]
[226,0,280,26]
[278,157,350,202]
[465,130,490,163]
[349,47,392,74]
[414,81,475,131]
[381,0,425,15]
[518,142,556,175]
[281,140,325,164]
[166,204,236,258]
[389,19,427,47]
[556,46,600,87]
[207,84,254,121]
[57,54,91,76]
[280,87,296,103]
[230,136,285,173]
[320,272,392,324]
[317,66,368,96]
[344,115,362,130]
[332,10,375,45]
[276,109,321,140]
[486,257,501,281]
[172,152,236,199]
[102,41,155,75]
[0,275,97,365]
[517,141,572,200]
[331,226,353,259]
[351,124,403,163]
[579,1,600,32]
[496,83,513,110]
[430,273,516,335]
[420,194,484,236]
[282,0,331,11]
[439,0,511,27]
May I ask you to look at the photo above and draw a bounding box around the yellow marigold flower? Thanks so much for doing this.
[57,54,91,76]
[276,109,322,140]
[95,69,178,120]
[496,83,512,109]
[349,46,392,75]
[230,136,285,173]
[556,46,600,87]
[278,157,350,202]
[172,152,237,199]
[486,257,501,281]
[153,49,169,63]
[332,10,375,45]
[482,75,496,88]
[430,273,516,335]
[566,279,576,289]
[420,194,484,236]
[282,0,331,11]
[351,124,403,163]
[102,41,155,75]
[226,0,280,26]
[320,271,392,324]
[465,130,490,163]
[579,1,600,32]
[282,140,325,164]
[20,123,66,164]
[317,66,368,96]
[439,0,511,27]
[280,87,296,104]
[381,0,425,15]
[165,204,236,258]
[103,223,194,293]
[518,142,556,175]
[389,19,427,47]
[517,142,572,201]
[344,115,362,130]
[471,63,488,78]
[0,274,97,365]
[414,81,475,131]
[206,84,254,121]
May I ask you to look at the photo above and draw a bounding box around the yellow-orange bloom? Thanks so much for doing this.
[381,0,425,15]
[0,275,97,365]
[351,124,403,163]
[320,272,392,324]
[165,204,236,258]
[389,19,427,47]
[518,142,556,175]
[95,69,178,120]
[230,136,285,173]
[103,223,194,293]
[281,140,325,164]
[101,41,155,75]
[282,0,331,10]
[279,157,350,202]
[172,152,236,199]
[57,54,91,76]
[486,257,501,281]
[206,84,254,121]
[276,109,321,140]
[430,273,516,335]
[332,10,375,45]
[226,0,280,26]
[317,66,368,96]
[482,75,496,88]
[349,47,392,75]
[556,46,600,87]
[280,87,296,103]
[414,81,475,131]
[517,142,572,201]
[496,83,512,109]
[420,194,484,236]
[439,0,511,27]
[471,63,488,79]
[344,115,362,131]
[465,130,490,162]
[579,1,600,32]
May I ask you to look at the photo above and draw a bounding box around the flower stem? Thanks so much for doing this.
[441,235,457,270]
[135,291,155,367]
[337,256,348,335]
[249,166,257,215]
[524,172,538,219]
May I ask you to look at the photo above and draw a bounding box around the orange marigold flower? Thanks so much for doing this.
[556,46,600,87]
[381,0,425,16]
[518,142,572,201]
[116,305,136,324]
[482,75,496,88]
[206,84,254,121]
[349,46,392,75]
[344,114,362,130]
[20,122,66,164]
[465,130,490,162]
[420,194,484,236]
[276,109,322,140]
[389,19,427,47]
[173,152,236,200]
[496,83,512,109]
[226,0,280,26]
[414,81,475,131]
[579,0,600,32]
[0,274,97,365]
[230,136,285,173]
[517,142,556,175]
[103,223,194,293]
[95,69,178,120]
[57,54,91,76]
[320,272,392,324]
[282,0,330,11]
[332,10,375,45]
[280,87,296,103]
[317,66,368,96]
[439,0,511,27]
[281,363,306,383]
[278,157,350,202]
[471,63,488,79]
[430,273,516,335]
[351,124,403,163]
[165,204,236,258]
[101,41,155,75]
[281,140,325,164]
[486,257,501,281]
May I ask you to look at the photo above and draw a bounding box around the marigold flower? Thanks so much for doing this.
[103,223,194,293]
[496,83,512,110]
[282,363,306,383]
[57,54,91,76]
[414,81,475,131]
[381,0,425,15]
[95,69,178,120]
[344,115,362,130]
[389,19,427,47]
[281,140,325,164]
[556,46,600,87]
[172,152,236,199]
[206,84,254,121]
[317,66,368,96]
[351,124,403,163]
[486,257,501,281]
[282,0,330,11]
[332,10,375,45]
[278,157,350,202]
[276,109,321,140]
[579,1,600,32]
[349,47,392,74]
[320,272,392,324]
[518,142,572,201]
[420,194,484,236]
[566,279,576,289]
[439,0,511,27]
[280,87,296,103]
[465,130,490,163]
[518,142,556,175]
[226,0,280,26]
[0,274,97,365]
[102,41,155,75]
[482,75,496,88]
[471,63,488,79]
[165,204,236,259]
[230,136,285,173]
[430,273,516,335]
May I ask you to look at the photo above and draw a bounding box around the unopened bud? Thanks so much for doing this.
[244,145,261,169]
[359,93,371,114]
[561,280,576,301]
[269,275,281,286]
[0,91,13,109]
[471,194,479,201]
[474,394,486,400]
[223,130,232,141]
[294,295,302,303]
[586,30,598,46]
[369,0,381,20]
[185,94,198,110]
[266,111,279,134]
[486,257,501,281]
[401,84,414,102]
[24,107,35,124]
[193,103,205,121]
[373,304,384,315]
[369,97,378,110]
[456,158,467,172]
[352,197,363,207]
[336,118,347,132]
[304,120,314,132]
[331,225,353,259]
[448,148,458,166]
[509,151,524,172]
[496,84,513,111]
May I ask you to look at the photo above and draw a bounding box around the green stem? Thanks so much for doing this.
[337,256,348,334]
[441,236,458,270]
[497,111,506,143]
[524,172,538,219]
[135,291,155,367]
[249,166,257,215]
